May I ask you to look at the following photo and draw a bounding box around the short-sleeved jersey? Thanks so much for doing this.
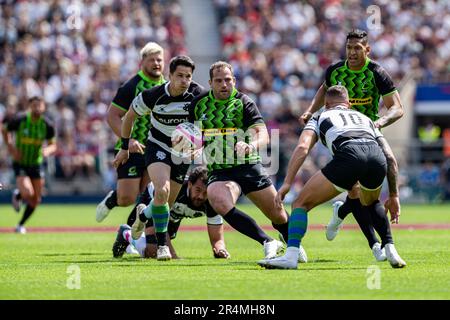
[188,88,265,171]
[5,112,55,166]
[324,58,396,121]
[304,106,382,155]
[111,71,165,150]
[132,81,204,155]
[147,182,222,225]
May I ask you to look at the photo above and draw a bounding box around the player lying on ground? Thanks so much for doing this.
[258,85,406,269]
[113,166,296,260]
[112,166,229,259]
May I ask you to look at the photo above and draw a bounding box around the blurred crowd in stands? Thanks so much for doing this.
[0,0,449,201]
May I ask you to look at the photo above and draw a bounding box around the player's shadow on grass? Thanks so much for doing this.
[39,252,102,257]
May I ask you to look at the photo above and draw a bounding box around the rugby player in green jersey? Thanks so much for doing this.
[300,30,404,261]
[2,96,56,233]
[96,42,165,225]
[188,61,307,262]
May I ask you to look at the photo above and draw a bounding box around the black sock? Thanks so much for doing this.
[127,189,153,225]
[353,201,379,248]
[19,205,35,226]
[105,190,118,210]
[272,211,290,243]
[369,200,393,248]
[223,207,272,245]
[126,206,137,226]
[338,196,358,219]
[156,232,167,246]
[15,191,22,201]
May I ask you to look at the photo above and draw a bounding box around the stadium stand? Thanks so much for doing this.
[0,0,449,202]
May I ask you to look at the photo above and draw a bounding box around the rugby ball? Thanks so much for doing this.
[171,122,203,154]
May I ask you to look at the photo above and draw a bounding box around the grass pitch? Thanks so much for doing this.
[0,203,449,299]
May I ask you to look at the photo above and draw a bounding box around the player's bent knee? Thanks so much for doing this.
[209,196,233,215]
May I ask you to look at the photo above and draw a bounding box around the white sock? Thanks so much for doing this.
[130,234,146,257]
[285,246,299,261]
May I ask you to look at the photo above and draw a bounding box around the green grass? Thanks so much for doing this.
[0,203,449,299]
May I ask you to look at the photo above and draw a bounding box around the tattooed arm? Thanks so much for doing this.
[377,136,401,223]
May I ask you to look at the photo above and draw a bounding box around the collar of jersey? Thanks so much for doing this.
[27,112,41,123]
[164,82,190,97]
[138,70,164,85]
[344,57,371,73]
[208,88,238,102]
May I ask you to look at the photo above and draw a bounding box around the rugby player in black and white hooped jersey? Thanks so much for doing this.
[300,30,405,261]
[258,86,406,270]
[113,56,204,261]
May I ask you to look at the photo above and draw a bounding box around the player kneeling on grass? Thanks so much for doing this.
[112,166,230,259]
[258,85,406,270]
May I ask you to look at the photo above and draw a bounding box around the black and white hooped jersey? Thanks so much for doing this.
[304,106,383,155]
[131,81,204,154]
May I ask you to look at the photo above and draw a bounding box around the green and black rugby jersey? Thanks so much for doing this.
[111,70,165,149]
[188,88,265,171]
[5,112,55,166]
[324,58,397,121]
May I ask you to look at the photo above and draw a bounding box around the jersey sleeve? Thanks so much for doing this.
[111,82,136,111]
[303,114,320,137]
[324,62,340,88]
[131,92,151,116]
[44,119,56,140]
[187,93,205,123]
[4,117,20,131]
[373,64,396,96]
[242,95,265,128]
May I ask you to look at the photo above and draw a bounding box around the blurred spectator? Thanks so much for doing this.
[418,162,442,202]
[442,158,450,201]
[214,0,450,194]
[0,0,187,186]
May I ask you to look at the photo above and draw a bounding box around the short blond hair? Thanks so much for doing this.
[140,42,164,60]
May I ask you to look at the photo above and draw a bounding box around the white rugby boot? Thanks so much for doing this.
[263,239,284,259]
[156,245,172,261]
[96,190,114,222]
[385,243,407,268]
[131,204,147,240]
[326,201,344,241]
[371,242,387,261]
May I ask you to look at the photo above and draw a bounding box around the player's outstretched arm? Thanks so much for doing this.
[275,129,318,207]
[375,91,404,128]
[377,136,401,223]
[207,224,230,259]
[299,82,327,124]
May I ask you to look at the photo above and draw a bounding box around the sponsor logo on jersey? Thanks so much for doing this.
[153,115,188,125]
[128,166,137,177]
[350,97,373,105]
[203,128,238,136]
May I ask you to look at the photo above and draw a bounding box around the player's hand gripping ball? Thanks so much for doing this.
[171,122,203,157]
